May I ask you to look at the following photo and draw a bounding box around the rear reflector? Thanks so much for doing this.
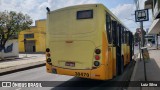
[95,75,100,77]
[92,67,97,69]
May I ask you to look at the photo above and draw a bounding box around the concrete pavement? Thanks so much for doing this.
[128,49,160,90]
[0,54,45,75]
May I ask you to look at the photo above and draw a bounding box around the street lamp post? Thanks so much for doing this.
[140,21,147,81]
[24,39,27,57]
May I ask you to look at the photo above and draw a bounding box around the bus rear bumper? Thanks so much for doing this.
[46,63,108,80]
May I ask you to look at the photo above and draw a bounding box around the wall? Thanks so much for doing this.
[0,39,19,58]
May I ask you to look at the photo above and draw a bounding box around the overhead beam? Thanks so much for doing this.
[144,0,153,9]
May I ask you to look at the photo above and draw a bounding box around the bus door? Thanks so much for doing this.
[116,24,122,75]
[129,31,133,61]
[111,20,118,76]
[132,32,134,57]
[116,24,124,75]
[126,31,130,64]
[123,28,127,66]
[119,26,125,74]
[106,14,113,79]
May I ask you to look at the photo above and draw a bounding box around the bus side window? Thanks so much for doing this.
[117,24,120,46]
[124,29,127,44]
[124,29,128,44]
[127,31,130,45]
[121,27,124,44]
[112,20,117,46]
[106,14,112,44]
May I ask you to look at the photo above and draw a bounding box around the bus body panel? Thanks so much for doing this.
[50,41,95,69]
[46,63,52,73]
[46,5,102,70]
[108,46,113,79]
[127,46,130,64]
[48,64,107,80]
[102,31,109,80]
[122,44,127,66]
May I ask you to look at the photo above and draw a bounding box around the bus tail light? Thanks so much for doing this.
[46,48,52,65]
[95,49,101,54]
[46,48,51,58]
[95,55,100,60]
[94,61,100,66]
[46,48,50,52]
[93,48,101,67]
[47,58,52,65]
[47,58,51,62]
[46,53,51,57]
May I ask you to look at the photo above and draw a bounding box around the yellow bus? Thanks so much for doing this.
[45,4,134,80]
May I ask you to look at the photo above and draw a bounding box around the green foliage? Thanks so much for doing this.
[134,29,146,44]
[0,11,32,51]
[134,32,140,43]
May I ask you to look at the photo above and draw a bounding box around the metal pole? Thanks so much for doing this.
[157,34,158,49]
[24,39,27,57]
[140,21,147,81]
[139,41,141,61]
[140,22,144,47]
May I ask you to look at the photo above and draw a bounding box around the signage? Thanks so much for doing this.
[135,9,149,22]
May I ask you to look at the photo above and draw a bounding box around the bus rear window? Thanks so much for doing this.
[77,10,93,19]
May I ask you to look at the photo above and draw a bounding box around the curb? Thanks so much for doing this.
[129,59,138,81]
[129,53,140,81]
[127,54,140,90]
[0,61,46,76]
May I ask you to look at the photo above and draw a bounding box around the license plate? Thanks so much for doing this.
[65,62,75,67]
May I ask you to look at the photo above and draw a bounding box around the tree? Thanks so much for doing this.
[134,32,140,43]
[0,11,32,51]
[134,28,146,45]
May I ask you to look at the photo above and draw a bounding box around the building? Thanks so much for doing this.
[18,19,46,53]
[145,34,156,44]
[145,0,160,34]
[144,0,160,48]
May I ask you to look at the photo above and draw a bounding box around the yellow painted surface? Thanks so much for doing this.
[113,47,116,76]
[46,62,52,73]
[127,46,130,64]
[122,44,127,66]
[18,20,46,53]
[102,32,109,80]
[49,64,106,80]
[108,46,113,79]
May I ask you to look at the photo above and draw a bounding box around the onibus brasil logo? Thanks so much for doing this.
[2,82,42,87]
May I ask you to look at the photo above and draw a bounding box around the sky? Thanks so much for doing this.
[0,0,151,33]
